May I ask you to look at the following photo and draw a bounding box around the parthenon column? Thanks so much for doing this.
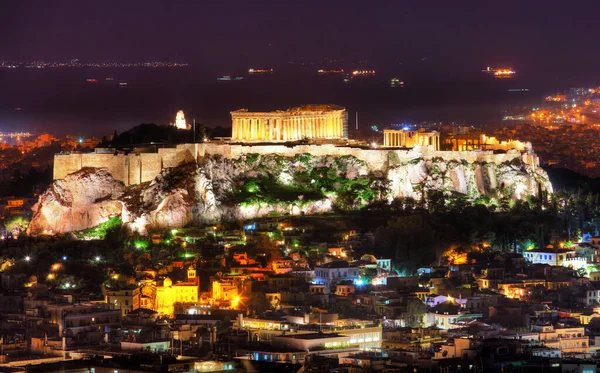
[317,118,321,138]
[330,117,335,138]
[315,118,320,138]
[292,118,297,140]
[241,119,245,140]
[283,120,288,141]
[256,119,260,140]
[278,119,283,140]
[256,119,261,140]
[253,118,260,140]
[246,119,251,140]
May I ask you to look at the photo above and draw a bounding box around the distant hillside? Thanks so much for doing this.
[543,166,600,193]
[97,123,231,148]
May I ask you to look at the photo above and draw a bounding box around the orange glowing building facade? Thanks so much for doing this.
[231,105,348,142]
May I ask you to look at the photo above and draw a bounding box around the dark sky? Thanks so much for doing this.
[2,0,600,76]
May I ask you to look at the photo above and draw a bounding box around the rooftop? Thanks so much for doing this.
[315,261,354,269]
[278,332,344,340]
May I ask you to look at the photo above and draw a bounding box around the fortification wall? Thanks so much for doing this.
[53,143,538,186]
[54,153,83,180]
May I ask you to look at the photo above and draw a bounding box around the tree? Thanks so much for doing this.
[4,215,30,232]
[244,292,271,316]
[405,298,427,327]
[360,268,378,284]
[375,215,436,275]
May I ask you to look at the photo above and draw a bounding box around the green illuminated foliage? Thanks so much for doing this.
[75,216,122,239]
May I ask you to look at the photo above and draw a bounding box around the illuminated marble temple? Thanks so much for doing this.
[383,128,440,150]
[230,105,348,142]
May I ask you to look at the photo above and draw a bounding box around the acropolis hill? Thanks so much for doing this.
[29,106,552,235]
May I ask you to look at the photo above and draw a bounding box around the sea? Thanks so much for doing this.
[0,66,597,137]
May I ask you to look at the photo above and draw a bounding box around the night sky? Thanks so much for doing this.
[2,0,600,76]
[1,1,600,135]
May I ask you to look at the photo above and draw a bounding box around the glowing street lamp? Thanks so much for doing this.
[24,256,31,262]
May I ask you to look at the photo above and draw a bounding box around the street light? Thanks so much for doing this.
[24,256,31,262]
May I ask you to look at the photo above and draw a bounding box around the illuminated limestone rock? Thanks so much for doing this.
[27,168,124,236]
[29,151,553,236]
[174,110,189,130]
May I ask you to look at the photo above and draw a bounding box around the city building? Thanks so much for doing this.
[212,279,239,304]
[523,246,586,269]
[313,261,360,289]
[155,277,199,316]
[105,286,141,316]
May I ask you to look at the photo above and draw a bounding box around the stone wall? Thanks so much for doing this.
[53,143,539,186]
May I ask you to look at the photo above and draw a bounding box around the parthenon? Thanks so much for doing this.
[383,128,440,150]
[231,105,348,142]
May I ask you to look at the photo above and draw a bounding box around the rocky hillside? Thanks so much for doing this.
[28,153,552,235]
